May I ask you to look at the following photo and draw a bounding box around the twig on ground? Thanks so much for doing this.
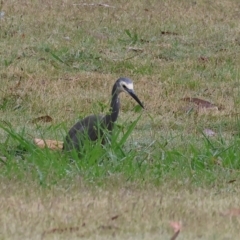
[73,3,115,8]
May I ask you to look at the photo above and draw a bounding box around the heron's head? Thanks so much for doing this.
[116,77,144,108]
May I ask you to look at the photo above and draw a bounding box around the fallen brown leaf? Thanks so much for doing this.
[221,208,240,217]
[161,31,178,35]
[31,115,53,123]
[198,56,209,62]
[181,97,217,109]
[111,215,119,220]
[34,138,63,150]
[127,47,144,52]
[203,128,216,137]
[73,3,115,8]
[228,179,236,184]
[169,221,182,240]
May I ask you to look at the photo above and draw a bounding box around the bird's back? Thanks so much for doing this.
[63,115,107,152]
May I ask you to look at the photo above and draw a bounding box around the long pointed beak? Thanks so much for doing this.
[127,89,144,109]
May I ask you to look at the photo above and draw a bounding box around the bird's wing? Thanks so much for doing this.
[64,115,105,150]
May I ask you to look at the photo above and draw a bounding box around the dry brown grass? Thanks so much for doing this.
[1,180,240,240]
[1,0,240,239]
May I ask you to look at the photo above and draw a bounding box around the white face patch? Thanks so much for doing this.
[120,82,133,93]
[125,82,133,90]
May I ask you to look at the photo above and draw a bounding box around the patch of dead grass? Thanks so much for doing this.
[0,180,240,239]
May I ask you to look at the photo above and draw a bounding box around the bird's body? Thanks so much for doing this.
[63,77,144,152]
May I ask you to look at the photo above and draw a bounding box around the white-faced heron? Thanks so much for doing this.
[63,77,144,152]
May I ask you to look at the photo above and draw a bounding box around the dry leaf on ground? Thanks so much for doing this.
[181,97,217,109]
[73,3,115,8]
[31,115,53,123]
[127,47,144,52]
[221,208,240,217]
[161,31,178,35]
[34,138,63,150]
[203,128,216,137]
[228,179,236,184]
[111,215,119,220]
[169,221,182,240]
[181,97,220,115]
[198,56,209,62]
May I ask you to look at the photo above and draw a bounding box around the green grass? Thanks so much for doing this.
[1,117,240,187]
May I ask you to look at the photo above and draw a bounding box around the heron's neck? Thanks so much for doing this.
[109,86,120,123]
[104,85,120,131]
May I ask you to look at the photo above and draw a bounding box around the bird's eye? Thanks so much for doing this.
[122,85,127,89]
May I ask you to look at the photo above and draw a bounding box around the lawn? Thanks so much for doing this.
[0,0,240,239]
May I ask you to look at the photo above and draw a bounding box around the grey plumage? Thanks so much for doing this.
[63,77,144,152]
